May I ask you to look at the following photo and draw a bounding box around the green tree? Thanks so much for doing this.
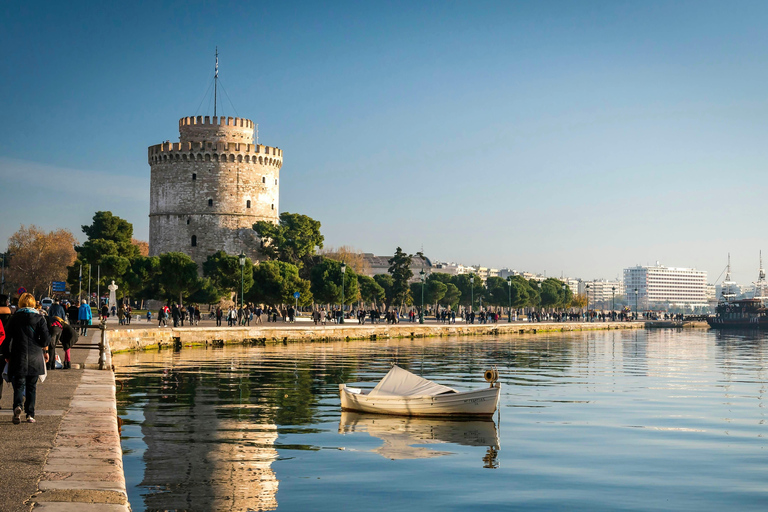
[157,252,200,304]
[540,278,565,309]
[247,260,313,307]
[526,279,542,308]
[439,283,461,308]
[202,250,254,302]
[387,247,413,308]
[508,276,531,309]
[187,278,226,305]
[68,212,142,300]
[253,212,324,269]
[485,276,510,307]
[373,274,394,310]
[309,257,359,306]
[124,256,161,305]
[358,275,385,307]
[451,274,484,308]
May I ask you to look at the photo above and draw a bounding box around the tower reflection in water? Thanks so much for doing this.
[129,356,280,512]
[339,411,500,468]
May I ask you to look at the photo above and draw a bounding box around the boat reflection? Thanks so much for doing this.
[339,411,500,467]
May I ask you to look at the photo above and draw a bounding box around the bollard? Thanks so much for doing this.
[99,325,109,370]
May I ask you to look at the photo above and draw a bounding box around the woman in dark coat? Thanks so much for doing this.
[0,293,50,424]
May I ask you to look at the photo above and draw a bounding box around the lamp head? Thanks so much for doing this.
[341,263,347,274]
[238,253,246,266]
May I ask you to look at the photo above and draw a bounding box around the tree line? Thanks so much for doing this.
[4,210,581,311]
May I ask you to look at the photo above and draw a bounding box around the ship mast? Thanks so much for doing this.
[754,251,768,301]
[721,253,737,302]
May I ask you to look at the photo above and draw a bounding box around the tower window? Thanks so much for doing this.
[262,176,266,183]
[186,218,190,225]
[246,200,251,208]
[191,235,197,247]
[271,203,275,210]
[192,173,196,181]
[208,199,213,207]
[275,179,278,185]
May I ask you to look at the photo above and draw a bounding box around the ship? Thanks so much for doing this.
[707,253,768,328]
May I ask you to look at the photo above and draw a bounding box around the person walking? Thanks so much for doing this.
[216,306,223,327]
[78,299,92,336]
[46,314,64,370]
[0,294,12,407]
[59,322,78,369]
[100,303,109,324]
[171,304,180,327]
[49,298,66,323]
[66,301,79,325]
[0,293,51,423]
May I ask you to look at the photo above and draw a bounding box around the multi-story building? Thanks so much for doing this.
[579,279,624,307]
[623,263,708,310]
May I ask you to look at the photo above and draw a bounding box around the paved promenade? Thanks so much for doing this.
[0,330,127,512]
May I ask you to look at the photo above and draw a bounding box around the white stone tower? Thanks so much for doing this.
[147,115,282,265]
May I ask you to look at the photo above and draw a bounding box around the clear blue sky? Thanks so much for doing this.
[2,0,767,285]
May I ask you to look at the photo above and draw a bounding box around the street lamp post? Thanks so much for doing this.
[470,275,475,314]
[340,263,347,324]
[419,269,425,324]
[507,277,512,322]
[611,286,616,319]
[239,253,246,310]
[634,288,638,320]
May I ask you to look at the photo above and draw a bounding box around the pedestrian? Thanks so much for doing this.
[171,304,180,327]
[0,294,11,407]
[0,292,51,424]
[78,299,92,336]
[67,301,79,325]
[216,306,223,326]
[49,298,66,323]
[59,322,78,369]
[146,310,152,323]
[100,303,109,323]
[46,314,64,370]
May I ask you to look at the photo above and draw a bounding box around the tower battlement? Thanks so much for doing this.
[148,141,282,166]
[179,115,256,143]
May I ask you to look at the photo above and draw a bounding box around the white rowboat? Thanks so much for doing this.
[339,365,500,418]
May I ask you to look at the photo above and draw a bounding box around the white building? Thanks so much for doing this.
[623,263,708,310]
[580,279,624,307]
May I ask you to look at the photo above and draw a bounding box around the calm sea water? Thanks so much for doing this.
[114,329,768,512]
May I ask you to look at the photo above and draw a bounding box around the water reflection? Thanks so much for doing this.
[116,332,768,512]
[339,411,499,466]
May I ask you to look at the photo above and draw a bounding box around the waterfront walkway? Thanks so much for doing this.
[0,331,127,512]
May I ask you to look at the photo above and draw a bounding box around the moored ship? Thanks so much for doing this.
[708,253,768,328]
[707,298,768,328]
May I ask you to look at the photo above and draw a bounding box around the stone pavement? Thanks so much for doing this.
[0,330,128,511]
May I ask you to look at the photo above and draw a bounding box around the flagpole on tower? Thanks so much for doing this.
[214,47,219,117]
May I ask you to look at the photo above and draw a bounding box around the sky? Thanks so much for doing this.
[2,0,768,285]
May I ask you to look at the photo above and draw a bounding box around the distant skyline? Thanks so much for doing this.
[2,1,768,285]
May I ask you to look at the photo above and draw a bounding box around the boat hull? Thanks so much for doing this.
[339,383,501,417]
[707,317,768,329]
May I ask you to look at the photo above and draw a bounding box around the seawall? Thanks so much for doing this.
[107,321,645,353]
